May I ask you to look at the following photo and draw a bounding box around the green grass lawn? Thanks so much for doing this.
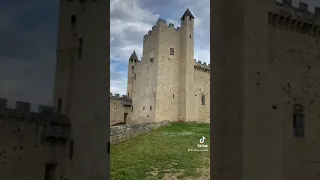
[110,122,210,180]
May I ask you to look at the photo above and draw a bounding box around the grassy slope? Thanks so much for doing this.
[110,122,210,180]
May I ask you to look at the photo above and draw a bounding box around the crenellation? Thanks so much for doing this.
[143,34,148,40]
[38,105,54,114]
[152,25,156,30]
[0,98,7,114]
[156,18,166,26]
[168,23,174,28]
[148,30,152,35]
[275,0,320,17]
[316,7,320,16]
[269,11,320,35]
[15,101,31,113]
[298,2,308,13]
[176,27,181,31]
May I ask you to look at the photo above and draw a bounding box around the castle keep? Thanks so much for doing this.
[111,9,210,125]
[212,0,320,180]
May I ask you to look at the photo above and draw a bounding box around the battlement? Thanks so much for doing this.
[143,18,181,41]
[268,11,320,37]
[0,97,70,142]
[194,59,210,72]
[0,98,56,115]
[110,93,132,106]
[275,0,320,17]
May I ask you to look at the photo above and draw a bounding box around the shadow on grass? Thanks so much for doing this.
[110,122,210,180]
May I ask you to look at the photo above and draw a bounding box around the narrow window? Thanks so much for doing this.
[128,93,130,97]
[150,106,152,110]
[173,94,174,99]
[170,48,174,55]
[131,106,133,112]
[57,98,62,113]
[134,74,136,80]
[44,163,57,180]
[78,38,83,58]
[69,140,74,160]
[132,66,134,73]
[190,35,192,38]
[143,106,145,110]
[293,104,305,137]
[201,94,205,105]
[107,141,110,154]
[71,15,76,28]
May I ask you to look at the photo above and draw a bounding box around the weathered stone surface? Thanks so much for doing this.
[110,121,170,145]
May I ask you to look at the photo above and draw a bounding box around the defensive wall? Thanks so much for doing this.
[0,97,70,180]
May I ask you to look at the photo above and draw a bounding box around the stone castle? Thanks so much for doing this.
[110,9,210,125]
[212,0,320,180]
[0,0,109,179]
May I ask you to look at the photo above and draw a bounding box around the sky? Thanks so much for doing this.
[110,0,210,96]
[0,0,318,110]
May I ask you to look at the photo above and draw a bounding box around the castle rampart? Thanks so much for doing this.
[143,18,181,42]
[0,97,70,180]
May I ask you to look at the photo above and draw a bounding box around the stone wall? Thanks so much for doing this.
[0,98,70,180]
[110,120,170,145]
[110,93,132,126]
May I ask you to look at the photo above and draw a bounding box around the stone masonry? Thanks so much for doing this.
[111,9,210,125]
[212,0,320,180]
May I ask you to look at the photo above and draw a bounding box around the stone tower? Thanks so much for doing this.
[53,0,109,179]
[179,9,197,122]
[125,8,210,123]
[127,51,138,98]
[212,0,320,180]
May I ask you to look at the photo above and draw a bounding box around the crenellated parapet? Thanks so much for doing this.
[273,0,320,24]
[143,18,181,41]
[0,97,70,143]
[268,10,320,37]
[110,93,132,106]
[194,59,210,72]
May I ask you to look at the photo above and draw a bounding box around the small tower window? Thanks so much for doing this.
[143,106,145,110]
[78,38,83,58]
[170,48,174,55]
[134,74,136,80]
[190,35,192,38]
[132,66,134,73]
[69,140,74,160]
[132,106,133,112]
[57,98,62,113]
[71,15,76,28]
[293,104,305,137]
[150,106,152,110]
[173,94,174,99]
[201,94,205,105]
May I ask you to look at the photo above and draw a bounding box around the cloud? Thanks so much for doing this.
[110,0,210,95]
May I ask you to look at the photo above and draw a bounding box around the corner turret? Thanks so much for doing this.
[127,50,138,98]
[129,50,138,62]
[181,8,195,21]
